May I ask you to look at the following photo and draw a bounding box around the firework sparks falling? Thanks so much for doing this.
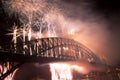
[50,63,73,80]
[49,61,105,80]
[49,63,84,80]
[4,0,60,42]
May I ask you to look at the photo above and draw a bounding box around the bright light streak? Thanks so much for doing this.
[38,27,42,39]
[28,27,32,41]
[13,27,17,44]
[23,26,26,42]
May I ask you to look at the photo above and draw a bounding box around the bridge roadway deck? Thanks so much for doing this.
[0,51,76,63]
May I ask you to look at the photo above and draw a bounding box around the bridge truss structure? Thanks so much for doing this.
[0,37,102,80]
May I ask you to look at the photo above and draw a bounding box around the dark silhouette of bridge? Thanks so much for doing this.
[0,37,102,80]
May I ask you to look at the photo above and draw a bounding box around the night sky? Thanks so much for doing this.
[0,0,120,65]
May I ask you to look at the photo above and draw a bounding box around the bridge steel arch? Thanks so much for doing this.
[0,37,102,80]
[16,37,101,64]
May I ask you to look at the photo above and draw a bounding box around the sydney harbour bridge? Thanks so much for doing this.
[0,0,119,79]
[0,37,103,80]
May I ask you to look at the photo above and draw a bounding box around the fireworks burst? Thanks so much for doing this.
[3,0,60,43]
[7,24,21,42]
